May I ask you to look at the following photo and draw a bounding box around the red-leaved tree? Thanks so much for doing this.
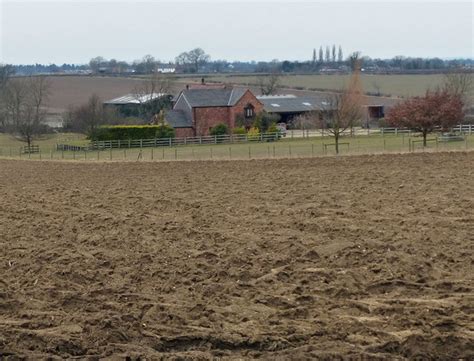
[386,90,464,146]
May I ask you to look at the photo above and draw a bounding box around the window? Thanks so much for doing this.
[244,104,255,118]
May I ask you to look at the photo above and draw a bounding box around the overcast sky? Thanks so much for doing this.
[1,0,473,64]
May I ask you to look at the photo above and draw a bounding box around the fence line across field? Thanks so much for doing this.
[55,125,474,152]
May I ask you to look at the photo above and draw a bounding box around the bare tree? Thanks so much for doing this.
[64,94,119,135]
[175,48,210,73]
[320,89,364,154]
[348,52,362,71]
[258,72,281,96]
[0,64,15,130]
[3,76,51,149]
[132,73,174,120]
[292,111,320,131]
[442,71,473,112]
[89,56,106,73]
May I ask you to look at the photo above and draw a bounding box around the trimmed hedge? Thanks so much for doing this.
[89,125,175,141]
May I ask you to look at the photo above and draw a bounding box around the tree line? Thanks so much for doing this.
[5,46,473,76]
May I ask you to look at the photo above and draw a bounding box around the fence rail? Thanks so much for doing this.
[56,125,473,152]
[57,132,281,151]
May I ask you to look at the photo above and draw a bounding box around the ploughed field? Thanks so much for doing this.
[0,153,473,359]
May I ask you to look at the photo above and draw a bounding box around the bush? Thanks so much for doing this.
[253,112,281,132]
[232,126,246,135]
[210,123,229,136]
[247,127,261,141]
[89,125,175,141]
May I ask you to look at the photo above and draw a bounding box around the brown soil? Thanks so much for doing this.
[0,152,473,359]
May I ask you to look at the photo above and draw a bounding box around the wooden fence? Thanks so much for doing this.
[57,132,282,151]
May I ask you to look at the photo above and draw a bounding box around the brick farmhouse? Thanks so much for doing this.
[165,87,264,137]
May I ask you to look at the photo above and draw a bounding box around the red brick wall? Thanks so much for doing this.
[230,90,264,128]
[175,127,195,138]
[194,107,231,136]
[190,90,264,136]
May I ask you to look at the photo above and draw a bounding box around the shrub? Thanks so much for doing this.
[247,127,261,141]
[267,123,278,133]
[210,123,229,136]
[89,125,175,141]
[232,126,246,135]
[253,112,281,132]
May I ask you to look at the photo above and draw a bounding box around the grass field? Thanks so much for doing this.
[1,132,473,161]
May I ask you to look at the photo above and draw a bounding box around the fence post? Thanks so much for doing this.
[169,138,172,147]
[128,139,131,148]
[214,135,217,144]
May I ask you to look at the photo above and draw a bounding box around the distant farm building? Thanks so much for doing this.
[257,94,332,123]
[259,94,392,128]
[165,87,263,137]
[103,93,171,118]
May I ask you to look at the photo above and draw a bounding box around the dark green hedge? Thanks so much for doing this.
[89,125,175,141]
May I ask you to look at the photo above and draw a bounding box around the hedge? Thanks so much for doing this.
[89,125,175,141]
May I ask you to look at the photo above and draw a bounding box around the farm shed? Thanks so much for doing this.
[257,94,333,123]
[103,93,171,118]
[166,87,264,137]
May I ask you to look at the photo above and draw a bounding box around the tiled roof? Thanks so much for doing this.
[165,110,193,128]
[181,88,248,107]
[257,95,333,113]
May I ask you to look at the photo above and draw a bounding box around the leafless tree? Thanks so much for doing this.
[64,94,117,134]
[175,48,210,73]
[292,111,320,130]
[320,90,364,154]
[258,72,281,95]
[348,52,362,71]
[3,76,51,149]
[442,72,473,115]
[0,64,15,130]
[132,73,174,120]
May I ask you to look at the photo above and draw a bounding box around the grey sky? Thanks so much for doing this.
[1,0,473,64]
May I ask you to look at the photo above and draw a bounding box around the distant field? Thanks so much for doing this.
[40,73,472,121]
[178,74,453,98]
